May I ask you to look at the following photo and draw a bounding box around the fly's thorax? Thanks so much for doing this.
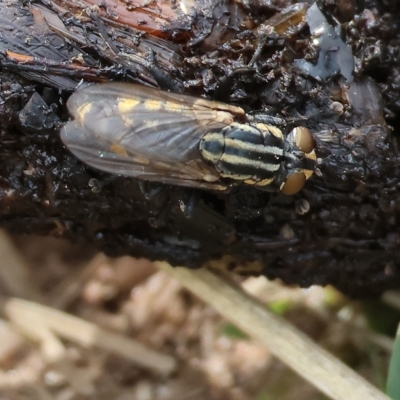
[199,123,317,194]
[199,122,285,186]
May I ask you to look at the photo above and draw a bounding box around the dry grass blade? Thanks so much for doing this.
[1,297,177,376]
[156,262,390,400]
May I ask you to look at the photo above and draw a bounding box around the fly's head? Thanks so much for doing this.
[279,126,317,195]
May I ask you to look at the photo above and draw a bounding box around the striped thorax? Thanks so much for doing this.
[200,123,316,195]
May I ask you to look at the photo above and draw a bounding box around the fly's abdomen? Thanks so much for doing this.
[199,122,284,187]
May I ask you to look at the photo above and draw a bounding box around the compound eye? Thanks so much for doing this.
[280,172,306,195]
[294,127,315,153]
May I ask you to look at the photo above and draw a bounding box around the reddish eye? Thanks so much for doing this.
[294,127,315,153]
[280,172,306,195]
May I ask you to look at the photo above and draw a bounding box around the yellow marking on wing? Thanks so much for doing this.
[118,98,140,126]
[118,98,141,113]
[144,100,163,111]
[193,100,236,125]
[164,102,185,113]
[132,155,150,165]
[110,144,151,166]
[120,114,134,126]
[194,99,246,117]
[185,159,220,182]
[76,103,93,122]
[153,160,173,170]
[110,143,129,157]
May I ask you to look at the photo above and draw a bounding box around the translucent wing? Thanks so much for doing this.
[61,83,246,190]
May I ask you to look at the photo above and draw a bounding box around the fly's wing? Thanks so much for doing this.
[61,83,245,190]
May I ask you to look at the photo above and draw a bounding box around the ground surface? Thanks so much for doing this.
[0,232,393,400]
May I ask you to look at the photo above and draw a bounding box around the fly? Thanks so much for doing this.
[61,83,317,195]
